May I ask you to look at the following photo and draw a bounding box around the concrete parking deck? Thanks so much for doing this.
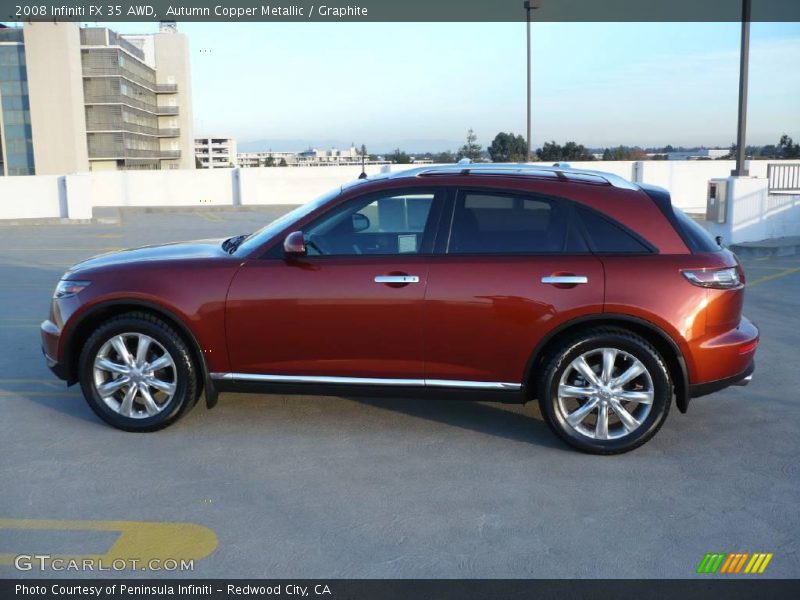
[1,209,798,578]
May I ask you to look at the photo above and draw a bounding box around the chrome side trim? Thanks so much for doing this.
[425,379,521,390]
[210,373,521,390]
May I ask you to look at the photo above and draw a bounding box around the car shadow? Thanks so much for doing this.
[349,396,565,450]
[21,390,100,425]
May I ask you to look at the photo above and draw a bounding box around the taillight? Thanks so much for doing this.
[682,267,741,289]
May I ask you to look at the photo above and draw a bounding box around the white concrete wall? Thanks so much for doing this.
[1,162,799,244]
[0,175,64,219]
[705,177,800,244]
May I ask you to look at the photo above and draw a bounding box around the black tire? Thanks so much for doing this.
[78,311,200,431]
[537,327,672,454]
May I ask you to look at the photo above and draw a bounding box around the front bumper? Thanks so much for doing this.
[41,319,70,382]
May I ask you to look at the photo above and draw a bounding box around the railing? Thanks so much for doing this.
[83,65,158,93]
[156,83,178,93]
[88,147,181,160]
[767,163,800,194]
[158,128,181,137]
[156,105,179,116]
[86,121,160,136]
[84,94,158,114]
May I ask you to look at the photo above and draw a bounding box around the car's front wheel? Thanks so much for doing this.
[538,328,672,454]
[78,312,200,431]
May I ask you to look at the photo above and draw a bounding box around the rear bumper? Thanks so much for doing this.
[689,360,754,398]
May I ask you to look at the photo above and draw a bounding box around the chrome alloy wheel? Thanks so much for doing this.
[92,333,177,419]
[557,347,654,441]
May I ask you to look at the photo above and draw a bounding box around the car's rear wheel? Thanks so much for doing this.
[538,328,672,454]
[78,312,200,431]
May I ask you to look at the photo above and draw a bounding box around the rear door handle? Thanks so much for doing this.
[374,275,420,284]
[541,275,588,285]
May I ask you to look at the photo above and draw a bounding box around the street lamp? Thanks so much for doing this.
[732,0,752,177]
[524,0,541,161]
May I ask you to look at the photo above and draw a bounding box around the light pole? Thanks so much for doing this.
[732,0,751,176]
[524,1,541,161]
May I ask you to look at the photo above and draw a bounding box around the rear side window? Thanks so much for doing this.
[575,207,654,254]
[449,191,580,254]
[673,208,720,252]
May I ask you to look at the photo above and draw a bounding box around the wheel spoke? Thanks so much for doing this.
[595,402,609,439]
[95,357,129,375]
[118,385,136,417]
[97,376,130,397]
[566,397,600,427]
[146,376,176,395]
[139,385,161,416]
[616,390,654,405]
[612,362,645,388]
[601,348,617,383]
[135,335,152,367]
[111,335,134,366]
[147,354,172,372]
[610,398,641,432]
[573,356,602,387]
[559,384,595,399]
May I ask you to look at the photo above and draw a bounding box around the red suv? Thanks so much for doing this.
[41,164,758,453]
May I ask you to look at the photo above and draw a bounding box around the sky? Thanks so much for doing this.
[60,20,800,152]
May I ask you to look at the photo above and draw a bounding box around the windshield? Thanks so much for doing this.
[233,187,342,256]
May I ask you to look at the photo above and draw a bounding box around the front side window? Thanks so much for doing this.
[448,191,572,254]
[303,190,440,256]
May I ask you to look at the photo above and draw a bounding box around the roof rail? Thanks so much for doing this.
[414,163,639,191]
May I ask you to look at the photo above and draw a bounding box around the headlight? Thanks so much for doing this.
[54,280,91,299]
[682,267,740,289]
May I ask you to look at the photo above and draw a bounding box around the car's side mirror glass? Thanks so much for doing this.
[283,231,307,256]
[352,213,370,233]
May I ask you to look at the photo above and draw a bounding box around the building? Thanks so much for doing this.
[194,137,238,168]
[666,148,730,161]
[236,150,297,168]
[0,22,194,176]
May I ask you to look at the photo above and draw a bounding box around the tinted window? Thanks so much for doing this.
[304,191,438,256]
[448,192,570,254]
[673,208,720,252]
[576,207,653,254]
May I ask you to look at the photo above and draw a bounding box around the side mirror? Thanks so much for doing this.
[352,212,370,233]
[283,231,307,256]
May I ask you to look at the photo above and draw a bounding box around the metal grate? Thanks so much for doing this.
[767,163,800,194]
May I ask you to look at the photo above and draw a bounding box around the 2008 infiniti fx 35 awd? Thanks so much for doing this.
[41,164,758,454]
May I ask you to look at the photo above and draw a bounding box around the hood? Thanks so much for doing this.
[67,238,228,275]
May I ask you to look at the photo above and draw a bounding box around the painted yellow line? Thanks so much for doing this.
[744,554,759,573]
[746,267,800,287]
[758,553,773,573]
[196,212,224,223]
[0,518,217,565]
[750,553,766,573]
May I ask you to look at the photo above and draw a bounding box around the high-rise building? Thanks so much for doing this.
[0,22,194,176]
[194,137,237,168]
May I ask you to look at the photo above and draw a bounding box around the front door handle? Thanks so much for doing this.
[374,275,420,284]
[541,275,588,285]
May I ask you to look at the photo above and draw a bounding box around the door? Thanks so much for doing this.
[225,188,445,380]
[424,189,605,385]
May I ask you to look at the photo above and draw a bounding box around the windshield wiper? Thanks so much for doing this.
[222,234,248,254]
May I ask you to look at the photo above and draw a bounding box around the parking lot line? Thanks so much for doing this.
[0,518,218,566]
[196,212,225,223]
[746,266,800,287]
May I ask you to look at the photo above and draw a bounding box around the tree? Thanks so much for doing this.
[602,145,646,161]
[779,134,800,159]
[433,151,456,163]
[278,158,287,167]
[360,144,368,158]
[536,140,593,162]
[387,148,412,164]
[488,132,527,162]
[457,128,482,161]
[264,154,275,167]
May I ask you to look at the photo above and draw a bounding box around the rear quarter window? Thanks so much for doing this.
[672,208,720,253]
[575,207,654,254]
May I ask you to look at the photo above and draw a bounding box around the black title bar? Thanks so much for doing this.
[1,0,799,23]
